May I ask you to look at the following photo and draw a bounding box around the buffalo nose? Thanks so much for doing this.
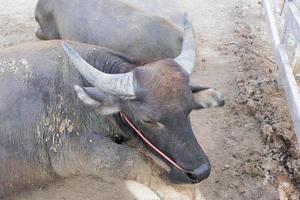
[186,163,211,183]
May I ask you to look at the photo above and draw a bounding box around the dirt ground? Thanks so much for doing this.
[1,0,299,199]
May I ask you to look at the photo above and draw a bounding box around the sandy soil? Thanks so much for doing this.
[0,0,38,47]
[1,0,299,199]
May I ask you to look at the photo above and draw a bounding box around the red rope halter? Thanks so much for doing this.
[119,112,187,172]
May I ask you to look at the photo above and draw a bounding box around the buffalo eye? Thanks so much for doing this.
[142,119,156,125]
[141,119,164,128]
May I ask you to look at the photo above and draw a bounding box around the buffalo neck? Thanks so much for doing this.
[86,50,140,74]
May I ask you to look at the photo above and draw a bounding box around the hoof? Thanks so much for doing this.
[35,28,47,40]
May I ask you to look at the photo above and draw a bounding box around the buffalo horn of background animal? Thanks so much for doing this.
[62,42,136,99]
[174,13,196,74]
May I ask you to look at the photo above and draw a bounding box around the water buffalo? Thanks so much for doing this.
[34,0,184,61]
[0,16,224,198]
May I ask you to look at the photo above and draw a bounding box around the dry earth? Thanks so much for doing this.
[0,0,299,199]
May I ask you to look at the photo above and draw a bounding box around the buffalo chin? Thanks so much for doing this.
[168,167,210,184]
[127,138,211,184]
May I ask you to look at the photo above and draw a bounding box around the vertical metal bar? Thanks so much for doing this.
[281,17,289,47]
[276,46,300,145]
[292,44,300,75]
[264,0,282,86]
[264,0,281,47]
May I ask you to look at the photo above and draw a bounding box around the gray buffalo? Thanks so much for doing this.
[0,16,224,198]
[35,0,184,61]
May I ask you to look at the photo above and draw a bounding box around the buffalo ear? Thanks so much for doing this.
[74,85,120,115]
[192,86,225,109]
[190,85,210,93]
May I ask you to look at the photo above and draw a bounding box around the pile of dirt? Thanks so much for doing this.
[227,3,300,199]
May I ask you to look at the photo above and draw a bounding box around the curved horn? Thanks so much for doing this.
[174,13,196,74]
[62,42,136,99]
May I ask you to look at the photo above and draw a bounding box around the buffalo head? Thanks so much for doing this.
[62,14,224,184]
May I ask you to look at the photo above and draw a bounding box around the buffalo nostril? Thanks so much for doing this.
[186,163,211,183]
[219,99,225,107]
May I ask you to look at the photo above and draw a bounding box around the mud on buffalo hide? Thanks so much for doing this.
[0,41,154,198]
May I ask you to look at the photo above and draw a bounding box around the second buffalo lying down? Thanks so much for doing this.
[0,15,224,198]
[35,0,184,60]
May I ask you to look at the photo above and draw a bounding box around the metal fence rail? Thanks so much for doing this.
[264,0,300,146]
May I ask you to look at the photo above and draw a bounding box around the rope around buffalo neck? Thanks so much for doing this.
[119,112,187,172]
